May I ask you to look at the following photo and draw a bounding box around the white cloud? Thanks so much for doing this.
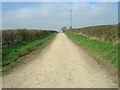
[2,2,118,32]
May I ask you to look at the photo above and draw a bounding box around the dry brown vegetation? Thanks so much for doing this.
[66,25,118,43]
[2,29,56,47]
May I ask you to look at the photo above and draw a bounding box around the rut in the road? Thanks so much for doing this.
[3,33,118,88]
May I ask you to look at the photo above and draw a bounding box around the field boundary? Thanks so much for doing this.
[65,32,118,75]
[2,33,58,75]
[66,25,118,43]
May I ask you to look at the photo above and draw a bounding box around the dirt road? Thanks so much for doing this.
[3,33,118,88]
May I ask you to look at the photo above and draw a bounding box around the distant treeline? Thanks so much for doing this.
[66,25,118,43]
[2,29,56,47]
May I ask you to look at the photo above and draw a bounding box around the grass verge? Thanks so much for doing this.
[65,32,119,69]
[2,32,58,73]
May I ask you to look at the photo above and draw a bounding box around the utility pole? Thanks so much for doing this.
[70,9,72,29]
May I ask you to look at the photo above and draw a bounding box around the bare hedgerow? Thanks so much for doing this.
[2,29,56,47]
[67,25,118,43]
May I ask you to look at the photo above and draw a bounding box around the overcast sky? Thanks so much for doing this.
[2,2,118,32]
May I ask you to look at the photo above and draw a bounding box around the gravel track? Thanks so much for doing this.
[3,33,118,88]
